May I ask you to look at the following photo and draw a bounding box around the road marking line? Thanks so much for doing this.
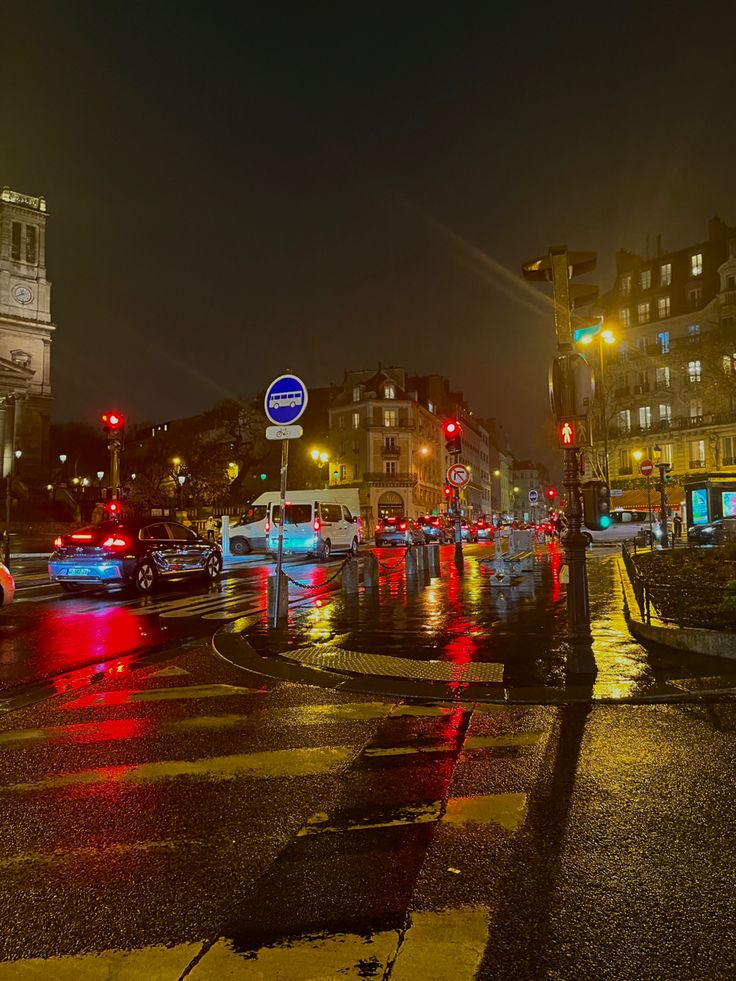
[62,684,264,709]
[389,907,489,981]
[389,704,468,718]
[4,746,356,792]
[443,792,528,831]
[0,838,193,869]
[148,664,191,677]
[463,732,545,750]
[0,942,203,980]
[267,701,392,724]
[363,742,456,757]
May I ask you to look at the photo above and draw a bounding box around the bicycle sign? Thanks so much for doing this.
[264,374,309,425]
[447,463,470,488]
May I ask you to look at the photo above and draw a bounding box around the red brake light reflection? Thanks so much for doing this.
[102,536,130,549]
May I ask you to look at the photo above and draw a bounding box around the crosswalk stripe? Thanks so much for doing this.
[443,792,528,831]
[62,684,264,710]
[4,746,356,792]
[0,838,194,869]
[463,732,545,750]
[388,907,489,981]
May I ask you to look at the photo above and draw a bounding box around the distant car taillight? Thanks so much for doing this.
[101,536,130,550]
[53,536,63,548]
[399,522,407,531]
[375,524,382,532]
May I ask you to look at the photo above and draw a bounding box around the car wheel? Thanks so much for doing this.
[320,539,332,562]
[60,582,83,593]
[203,554,221,581]
[350,536,358,556]
[133,560,157,594]
[230,537,250,556]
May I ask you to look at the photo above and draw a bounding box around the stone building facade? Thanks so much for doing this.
[596,216,736,488]
[0,187,54,482]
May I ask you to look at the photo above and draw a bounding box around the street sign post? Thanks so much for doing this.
[447,463,470,488]
[264,373,309,627]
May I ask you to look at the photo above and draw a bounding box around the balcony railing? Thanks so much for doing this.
[689,459,706,469]
[608,412,734,439]
[654,380,671,391]
[723,457,736,466]
[364,471,417,485]
[380,445,400,458]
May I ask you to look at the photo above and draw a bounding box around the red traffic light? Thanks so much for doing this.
[442,419,462,454]
[105,500,122,515]
[443,420,458,436]
[101,411,125,431]
[443,485,453,498]
[546,487,558,500]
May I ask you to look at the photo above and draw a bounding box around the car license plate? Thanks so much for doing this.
[67,567,92,577]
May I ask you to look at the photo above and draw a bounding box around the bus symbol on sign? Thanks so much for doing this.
[264,373,309,426]
[269,390,303,410]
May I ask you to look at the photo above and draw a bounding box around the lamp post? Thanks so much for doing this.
[4,449,22,568]
[176,473,186,510]
[578,327,616,487]
[310,448,329,488]
[653,444,670,548]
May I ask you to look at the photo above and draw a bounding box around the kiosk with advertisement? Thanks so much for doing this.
[684,474,736,529]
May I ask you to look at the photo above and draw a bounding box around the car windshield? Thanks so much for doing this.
[271,504,312,525]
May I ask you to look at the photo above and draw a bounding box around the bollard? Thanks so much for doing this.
[405,547,419,579]
[342,558,359,594]
[427,543,441,577]
[363,553,379,589]
[220,514,230,557]
[267,572,289,625]
[415,543,426,574]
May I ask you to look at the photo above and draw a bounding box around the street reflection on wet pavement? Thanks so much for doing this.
[246,544,736,700]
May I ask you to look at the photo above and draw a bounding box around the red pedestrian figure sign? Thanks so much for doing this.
[560,421,574,445]
[556,417,590,448]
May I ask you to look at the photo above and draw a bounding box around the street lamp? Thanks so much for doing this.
[176,472,187,510]
[310,448,329,488]
[578,326,616,487]
[58,454,67,465]
[96,470,104,481]
[653,444,671,548]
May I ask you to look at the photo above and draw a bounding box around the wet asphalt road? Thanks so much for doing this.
[1,547,735,977]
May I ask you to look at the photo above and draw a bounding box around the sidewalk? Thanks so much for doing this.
[213,546,736,705]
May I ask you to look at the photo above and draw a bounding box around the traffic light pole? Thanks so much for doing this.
[109,439,121,500]
[657,463,669,548]
[453,487,463,570]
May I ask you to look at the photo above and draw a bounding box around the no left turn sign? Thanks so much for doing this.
[447,463,470,488]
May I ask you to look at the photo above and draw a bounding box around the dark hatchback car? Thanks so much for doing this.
[374,516,426,546]
[49,518,223,594]
[687,516,736,546]
[416,516,452,543]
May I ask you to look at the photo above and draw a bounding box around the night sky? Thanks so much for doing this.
[2,2,734,465]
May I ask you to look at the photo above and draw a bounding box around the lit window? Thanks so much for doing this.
[637,301,650,324]
[656,366,670,388]
[639,406,651,429]
[385,461,397,475]
[383,409,397,427]
[640,269,651,290]
[689,398,703,420]
[691,253,703,276]
[619,307,630,328]
[660,263,672,286]
[659,403,672,423]
[687,360,702,382]
[352,386,361,402]
[384,384,396,399]
[620,273,632,296]
[723,356,733,376]
[352,412,360,430]
[657,331,670,353]
[689,439,705,466]
[659,444,672,465]
[722,436,736,465]
[339,464,347,481]
[657,296,671,318]
[617,409,631,433]
[688,323,700,339]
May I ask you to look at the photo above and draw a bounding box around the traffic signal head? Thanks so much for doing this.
[101,411,125,434]
[443,484,453,499]
[105,499,123,517]
[442,419,462,454]
[581,480,611,531]
[546,487,557,501]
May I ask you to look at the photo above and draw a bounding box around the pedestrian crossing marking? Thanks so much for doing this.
[149,665,191,677]
[463,732,545,749]
[363,742,456,757]
[0,942,203,980]
[62,684,265,710]
[4,746,356,792]
[0,837,193,870]
[388,906,489,981]
[443,792,528,832]
[297,800,443,836]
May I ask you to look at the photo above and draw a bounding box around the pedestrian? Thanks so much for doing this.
[205,515,218,542]
[673,512,682,540]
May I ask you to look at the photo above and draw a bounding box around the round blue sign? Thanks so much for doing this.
[264,373,309,425]
[528,489,539,504]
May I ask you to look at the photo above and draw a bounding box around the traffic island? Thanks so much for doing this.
[212,546,736,705]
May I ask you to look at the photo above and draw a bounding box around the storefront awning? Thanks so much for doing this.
[610,486,685,510]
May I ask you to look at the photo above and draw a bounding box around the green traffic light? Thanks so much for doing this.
[600,515,611,529]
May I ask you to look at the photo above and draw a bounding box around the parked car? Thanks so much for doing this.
[375,516,425,547]
[687,516,736,545]
[0,562,15,607]
[416,516,452,543]
[584,508,663,546]
[48,518,223,594]
[474,519,495,542]
[267,500,360,560]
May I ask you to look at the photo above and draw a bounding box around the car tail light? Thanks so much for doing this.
[313,518,321,532]
[101,536,130,550]
[387,517,397,524]
[71,533,94,541]
[265,520,270,533]
[400,522,407,530]
[375,524,382,532]
[53,536,63,548]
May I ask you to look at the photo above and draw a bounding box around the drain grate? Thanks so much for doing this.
[281,645,504,684]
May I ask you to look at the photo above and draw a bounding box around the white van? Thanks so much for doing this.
[266,492,361,560]
[229,492,282,555]
[585,508,664,546]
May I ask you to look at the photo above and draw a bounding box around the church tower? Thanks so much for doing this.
[0,187,55,481]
